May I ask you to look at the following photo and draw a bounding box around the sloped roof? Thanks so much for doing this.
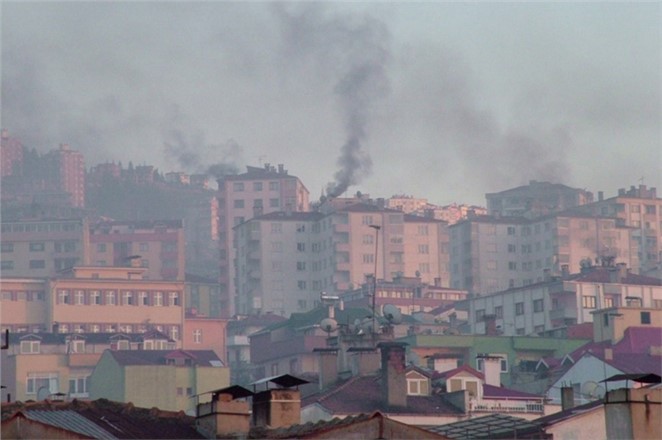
[482,384,543,400]
[435,365,485,381]
[302,375,463,416]
[107,349,223,367]
[423,413,539,439]
[249,411,451,439]
[1,399,204,439]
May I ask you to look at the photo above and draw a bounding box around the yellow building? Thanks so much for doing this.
[90,349,229,414]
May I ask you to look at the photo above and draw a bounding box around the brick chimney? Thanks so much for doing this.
[561,386,575,411]
[378,342,408,409]
[251,375,307,429]
[195,386,253,438]
[314,348,338,391]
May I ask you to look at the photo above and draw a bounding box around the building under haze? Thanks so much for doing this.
[450,212,638,295]
[43,143,86,208]
[571,185,662,277]
[1,129,23,178]
[217,163,310,317]
[485,180,593,218]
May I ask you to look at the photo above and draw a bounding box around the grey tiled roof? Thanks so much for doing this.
[25,409,117,439]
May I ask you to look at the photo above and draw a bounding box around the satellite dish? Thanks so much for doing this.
[319,318,338,334]
[383,304,403,324]
[581,381,605,399]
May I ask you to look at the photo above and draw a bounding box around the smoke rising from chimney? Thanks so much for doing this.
[273,4,390,199]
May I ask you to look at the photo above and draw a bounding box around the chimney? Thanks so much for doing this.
[195,387,253,438]
[604,347,613,361]
[598,191,604,201]
[277,164,285,174]
[478,354,502,386]
[561,264,570,279]
[314,348,339,391]
[561,386,575,411]
[378,342,408,409]
[616,263,628,282]
[251,376,306,429]
[347,347,380,376]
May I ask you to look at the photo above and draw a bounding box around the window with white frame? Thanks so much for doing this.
[58,290,70,304]
[106,291,116,305]
[407,376,429,396]
[154,292,163,306]
[26,373,58,395]
[90,291,101,305]
[20,339,40,354]
[139,291,149,305]
[68,339,85,354]
[169,292,180,306]
[193,329,202,344]
[170,326,179,341]
[75,290,85,305]
[68,376,89,397]
[123,291,133,305]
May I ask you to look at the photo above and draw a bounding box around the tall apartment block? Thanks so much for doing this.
[486,180,593,218]
[44,144,86,208]
[88,220,186,281]
[1,129,23,178]
[450,213,638,295]
[234,202,450,316]
[572,185,661,277]
[1,218,90,277]
[217,164,310,317]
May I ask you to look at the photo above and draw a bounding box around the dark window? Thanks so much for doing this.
[641,312,651,324]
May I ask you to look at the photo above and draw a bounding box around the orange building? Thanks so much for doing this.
[1,265,185,342]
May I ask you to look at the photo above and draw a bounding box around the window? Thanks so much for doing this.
[269,198,280,208]
[58,290,70,304]
[253,182,263,191]
[476,309,485,321]
[154,292,163,306]
[69,376,89,397]
[170,292,180,306]
[139,242,149,251]
[1,243,14,253]
[533,299,544,313]
[362,234,374,245]
[269,181,280,191]
[494,306,503,318]
[68,339,85,353]
[641,311,651,324]
[233,182,244,191]
[138,291,149,305]
[29,260,46,269]
[26,373,58,395]
[193,329,202,344]
[418,244,429,254]
[271,223,282,233]
[297,299,307,309]
[90,291,101,305]
[123,291,133,305]
[75,290,85,305]
[29,242,45,252]
[20,340,40,354]
[296,261,306,271]
[507,226,516,235]
[297,281,307,290]
[407,378,428,396]
[1,261,14,270]
[508,262,517,271]
[508,244,516,253]
[582,295,597,309]
[170,326,179,341]
[106,291,116,305]
[297,242,305,252]
[233,199,245,208]
[645,205,656,214]
[363,254,374,264]
[362,215,374,225]
[515,302,525,315]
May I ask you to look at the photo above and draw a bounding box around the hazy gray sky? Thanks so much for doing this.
[2,1,660,205]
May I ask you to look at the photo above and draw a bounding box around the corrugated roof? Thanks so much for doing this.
[26,409,116,439]
[423,413,539,439]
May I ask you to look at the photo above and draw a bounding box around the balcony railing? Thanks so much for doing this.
[471,399,544,414]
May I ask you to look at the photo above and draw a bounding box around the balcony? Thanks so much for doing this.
[472,399,544,414]
[549,308,576,321]
[227,335,250,347]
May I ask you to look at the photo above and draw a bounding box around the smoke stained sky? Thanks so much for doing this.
[1,2,659,204]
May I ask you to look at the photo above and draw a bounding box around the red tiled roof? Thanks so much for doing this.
[482,384,543,400]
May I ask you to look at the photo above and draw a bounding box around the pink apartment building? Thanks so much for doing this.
[1,129,23,178]
[44,144,86,208]
[217,164,310,317]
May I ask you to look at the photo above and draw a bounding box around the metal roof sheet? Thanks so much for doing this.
[26,409,117,439]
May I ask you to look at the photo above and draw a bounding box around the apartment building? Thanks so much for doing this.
[0,218,90,277]
[0,331,176,403]
[1,129,23,178]
[450,213,638,295]
[234,203,451,316]
[43,143,86,208]
[88,219,185,281]
[234,211,324,316]
[386,195,486,225]
[0,265,185,342]
[486,180,593,218]
[217,164,310,317]
[573,185,662,276]
[463,263,662,337]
